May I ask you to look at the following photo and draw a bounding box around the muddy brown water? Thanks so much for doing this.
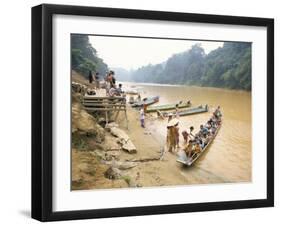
[124,82,252,183]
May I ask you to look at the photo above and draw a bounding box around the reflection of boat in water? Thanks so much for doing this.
[146,101,191,113]
[177,121,222,166]
[159,105,208,117]
[131,96,159,107]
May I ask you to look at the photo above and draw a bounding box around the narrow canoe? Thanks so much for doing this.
[146,101,191,113]
[126,91,139,95]
[176,121,222,166]
[131,96,159,107]
[160,105,208,117]
[124,89,139,95]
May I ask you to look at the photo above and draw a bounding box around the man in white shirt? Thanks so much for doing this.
[140,105,145,128]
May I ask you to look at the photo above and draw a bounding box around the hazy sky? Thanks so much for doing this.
[89,36,223,70]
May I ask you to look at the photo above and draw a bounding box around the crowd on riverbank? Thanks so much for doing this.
[88,70,125,97]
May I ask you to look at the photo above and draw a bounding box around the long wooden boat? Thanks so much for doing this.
[124,88,139,95]
[177,121,222,166]
[131,96,159,107]
[145,101,191,113]
[159,105,208,117]
[126,91,139,95]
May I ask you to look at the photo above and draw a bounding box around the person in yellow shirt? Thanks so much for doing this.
[193,142,202,156]
[184,140,193,157]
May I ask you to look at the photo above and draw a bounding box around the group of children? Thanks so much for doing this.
[182,106,222,158]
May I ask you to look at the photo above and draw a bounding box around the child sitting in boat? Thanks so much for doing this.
[193,141,202,156]
[214,106,222,118]
[189,126,195,138]
[201,133,210,148]
[200,124,209,135]
[182,130,191,144]
[184,140,193,157]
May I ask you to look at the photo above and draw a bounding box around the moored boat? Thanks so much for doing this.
[176,120,222,166]
[145,101,191,113]
[125,90,139,95]
[131,96,159,107]
[159,105,208,117]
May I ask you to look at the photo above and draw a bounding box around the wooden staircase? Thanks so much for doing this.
[83,95,128,129]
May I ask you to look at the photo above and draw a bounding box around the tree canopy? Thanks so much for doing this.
[71,34,108,77]
[130,42,252,90]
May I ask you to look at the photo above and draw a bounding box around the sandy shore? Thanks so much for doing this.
[72,100,227,191]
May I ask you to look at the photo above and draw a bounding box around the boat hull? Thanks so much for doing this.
[146,102,191,113]
[161,105,208,117]
[131,96,159,107]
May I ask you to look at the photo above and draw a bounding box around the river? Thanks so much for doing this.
[124,82,252,183]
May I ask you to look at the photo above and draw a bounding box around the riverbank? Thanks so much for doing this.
[72,100,231,190]
[71,72,251,190]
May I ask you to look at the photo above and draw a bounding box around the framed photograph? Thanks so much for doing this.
[32,4,274,221]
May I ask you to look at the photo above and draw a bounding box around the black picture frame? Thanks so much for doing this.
[31,3,274,222]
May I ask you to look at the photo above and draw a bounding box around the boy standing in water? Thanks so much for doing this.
[140,105,145,128]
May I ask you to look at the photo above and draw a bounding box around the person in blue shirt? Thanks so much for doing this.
[200,124,209,135]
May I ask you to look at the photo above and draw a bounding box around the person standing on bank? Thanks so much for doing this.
[95,72,100,89]
[166,118,179,153]
[140,105,145,128]
[88,70,93,84]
